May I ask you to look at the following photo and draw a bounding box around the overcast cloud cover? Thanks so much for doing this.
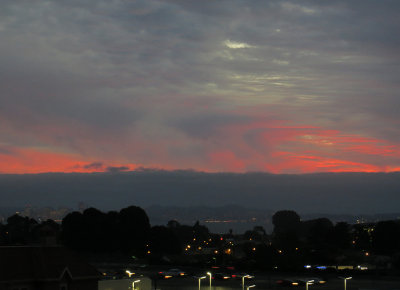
[1,171,400,214]
[1,0,400,174]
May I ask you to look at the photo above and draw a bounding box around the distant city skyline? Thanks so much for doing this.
[1,1,400,174]
[1,201,399,235]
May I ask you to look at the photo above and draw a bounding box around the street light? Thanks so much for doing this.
[246,285,256,290]
[242,275,254,290]
[197,276,206,290]
[339,276,352,290]
[126,270,134,277]
[132,279,140,290]
[306,280,314,290]
[206,272,212,289]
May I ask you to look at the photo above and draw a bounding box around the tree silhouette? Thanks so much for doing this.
[244,226,268,242]
[372,220,400,255]
[0,222,6,245]
[118,206,150,256]
[331,222,352,250]
[62,211,85,250]
[272,210,301,234]
[302,218,335,264]
[6,214,37,245]
[303,218,334,249]
[82,207,108,251]
[149,226,181,255]
[272,210,301,251]
[61,206,151,255]
[34,219,60,245]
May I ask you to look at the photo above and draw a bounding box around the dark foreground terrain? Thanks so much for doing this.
[154,275,400,290]
[100,264,400,290]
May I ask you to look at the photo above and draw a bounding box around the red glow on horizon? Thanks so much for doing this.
[209,151,246,172]
[0,147,140,174]
[1,119,400,174]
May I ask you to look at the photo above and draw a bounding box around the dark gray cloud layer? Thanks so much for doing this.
[0,171,399,214]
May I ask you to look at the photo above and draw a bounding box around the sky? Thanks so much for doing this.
[1,0,400,174]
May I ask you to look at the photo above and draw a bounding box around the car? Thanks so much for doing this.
[306,277,327,285]
[213,273,232,280]
[295,277,327,286]
[276,278,301,286]
[231,273,254,280]
[295,278,315,286]
[158,268,186,279]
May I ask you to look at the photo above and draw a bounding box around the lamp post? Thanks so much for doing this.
[132,279,140,290]
[246,285,256,290]
[206,272,212,289]
[339,276,352,290]
[242,275,254,290]
[306,280,314,290]
[126,270,134,277]
[197,276,206,290]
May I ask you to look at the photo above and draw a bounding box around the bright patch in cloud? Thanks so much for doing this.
[224,40,253,49]
[281,2,317,14]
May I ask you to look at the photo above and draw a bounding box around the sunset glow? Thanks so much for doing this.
[1,122,399,174]
[1,0,399,175]
[0,147,140,174]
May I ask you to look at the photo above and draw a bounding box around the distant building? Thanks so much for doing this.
[0,246,100,290]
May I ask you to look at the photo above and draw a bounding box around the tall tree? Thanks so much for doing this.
[149,226,181,255]
[118,206,150,256]
[272,210,301,251]
[272,210,301,234]
[82,207,107,251]
[372,220,400,255]
[6,214,37,245]
[62,211,85,250]
[331,222,352,250]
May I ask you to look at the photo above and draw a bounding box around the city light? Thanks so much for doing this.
[306,280,314,290]
[242,275,254,290]
[207,272,212,289]
[132,279,140,290]
[339,276,352,290]
[197,276,206,290]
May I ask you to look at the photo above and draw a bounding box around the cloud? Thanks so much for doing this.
[83,162,104,170]
[0,145,13,156]
[1,171,400,214]
[106,166,130,173]
[280,2,318,15]
[0,0,399,174]
[224,40,254,49]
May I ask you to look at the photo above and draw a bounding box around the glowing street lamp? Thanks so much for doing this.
[126,270,134,277]
[306,280,314,290]
[339,276,352,290]
[206,272,212,289]
[247,285,256,290]
[197,276,206,290]
[132,279,140,290]
[242,275,254,290]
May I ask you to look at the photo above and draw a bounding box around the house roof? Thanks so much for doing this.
[0,246,100,282]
